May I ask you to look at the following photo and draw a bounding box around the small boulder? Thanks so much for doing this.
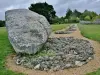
[75,61,85,66]
[34,64,41,70]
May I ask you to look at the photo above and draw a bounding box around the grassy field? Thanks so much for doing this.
[51,24,69,31]
[78,24,100,75]
[86,69,100,75]
[0,27,24,75]
[78,24,100,42]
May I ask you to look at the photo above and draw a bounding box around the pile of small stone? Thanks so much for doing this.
[15,37,94,71]
[55,24,77,34]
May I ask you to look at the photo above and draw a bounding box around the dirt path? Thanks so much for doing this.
[6,26,100,75]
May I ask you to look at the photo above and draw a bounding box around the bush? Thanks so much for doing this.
[69,16,80,23]
[0,20,5,27]
[84,16,91,21]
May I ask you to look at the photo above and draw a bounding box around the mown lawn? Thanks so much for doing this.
[0,27,24,75]
[78,24,100,75]
[86,69,100,75]
[51,24,69,31]
[78,24,100,42]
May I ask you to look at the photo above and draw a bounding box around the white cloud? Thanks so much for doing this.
[95,0,100,2]
[5,6,15,10]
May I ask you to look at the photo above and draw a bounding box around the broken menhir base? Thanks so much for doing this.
[15,37,94,71]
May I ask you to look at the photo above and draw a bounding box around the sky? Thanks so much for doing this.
[0,0,100,20]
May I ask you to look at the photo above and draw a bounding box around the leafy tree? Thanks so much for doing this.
[72,9,82,17]
[80,10,89,20]
[92,15,100,21]
[80,10,97,21]
[97,15,100,19]
[59,17,65,24]
[84,16,91,21]
[51,16,60,24]
[76,17,80,22]
[65,9,81,23]
[64,19,68,23]
[29,2,56,24]
[90,11,98,20]
[65,8,72,19]
[0,20,5,27]
[69,16,80,23]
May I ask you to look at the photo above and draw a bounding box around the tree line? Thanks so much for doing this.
[29,2,100,24]
[0,20,5,27]
[56,9,100,24]
[0,2,100,27]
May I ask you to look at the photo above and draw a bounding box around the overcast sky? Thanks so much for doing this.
[0,0,100,20]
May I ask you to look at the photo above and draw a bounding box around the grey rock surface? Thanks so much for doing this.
[34,64,41,70]
[5,9,51,54]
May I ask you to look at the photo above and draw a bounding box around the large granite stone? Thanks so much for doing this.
[5,9,51,54]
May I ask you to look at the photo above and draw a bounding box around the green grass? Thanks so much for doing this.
[78,24,100,42]
[51,24,69,31]
[78,24,100,75]
[86,69,100,75]
[0,27,24,75]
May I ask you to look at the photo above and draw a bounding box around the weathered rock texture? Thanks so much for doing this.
[15,37,94,71]
[5,9,51,54]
